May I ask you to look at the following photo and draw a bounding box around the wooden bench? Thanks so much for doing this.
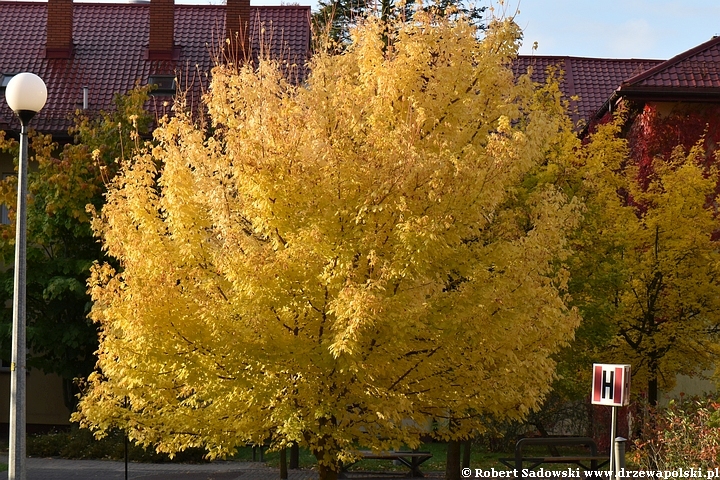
[499,437,609,477]
[341,450,433,478]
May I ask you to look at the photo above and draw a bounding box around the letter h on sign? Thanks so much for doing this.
[591,364,631,406]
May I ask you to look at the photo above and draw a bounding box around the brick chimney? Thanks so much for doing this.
[226,0,251,57]
[148,0,175,60]
[46,0,73,59]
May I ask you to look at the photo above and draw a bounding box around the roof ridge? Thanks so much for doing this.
[248,5,311,8]
[621,35,720,87]
[0,1,310,7]
[516,54,662,63]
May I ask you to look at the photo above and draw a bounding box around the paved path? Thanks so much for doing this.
[0,455,444,480]
[0,456,312,480]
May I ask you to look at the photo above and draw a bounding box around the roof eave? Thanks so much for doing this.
[580,90,620,137]
[582,86,720,138]
[616,86,720,103]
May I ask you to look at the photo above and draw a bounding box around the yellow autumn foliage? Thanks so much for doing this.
[567,116,720,404]
[74,16,581,476]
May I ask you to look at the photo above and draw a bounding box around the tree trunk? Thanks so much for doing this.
[62,377,79,412]
[313,436,340,480]
[290,443,300,469]
[648,356,659,407]
[280,447,288,479]
[317,463,339,480]
[446,440,461,480]
[462,439,472,468]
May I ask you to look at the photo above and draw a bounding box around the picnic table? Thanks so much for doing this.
[341,450,433,478]
[499,437,609,477]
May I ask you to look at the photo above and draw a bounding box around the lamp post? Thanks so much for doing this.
[4,72,47,480]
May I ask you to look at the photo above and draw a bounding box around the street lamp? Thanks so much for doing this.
[5,72,47,480]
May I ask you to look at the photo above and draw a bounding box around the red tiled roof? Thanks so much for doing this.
[514,56,663,126]
[619,36,720,96]
[0,2,311,136]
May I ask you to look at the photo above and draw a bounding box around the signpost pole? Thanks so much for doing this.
[610,406,617,479]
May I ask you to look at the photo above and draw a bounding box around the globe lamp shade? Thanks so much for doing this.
[5,73,47,124]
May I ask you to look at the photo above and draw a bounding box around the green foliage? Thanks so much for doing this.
[0,86,152,407]
[313,0,486,51]
[25,434,501,472]
[27,427,208,462]
[542,113,720,408]
[505,102,720,437]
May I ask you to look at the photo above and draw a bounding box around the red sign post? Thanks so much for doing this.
[591,364,631,480]
[592,364,631,407]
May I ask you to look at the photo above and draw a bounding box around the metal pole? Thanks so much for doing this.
[125,431,129,480]
[609,406,617,480]
[9,122,29,480]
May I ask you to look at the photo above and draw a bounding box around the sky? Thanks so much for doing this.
[239,0,720,61]
[510,0,720,59]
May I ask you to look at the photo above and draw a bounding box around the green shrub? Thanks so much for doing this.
[27,427,209,463]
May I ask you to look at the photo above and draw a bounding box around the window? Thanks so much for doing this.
[1,73,16,93]
[148,75,176,95]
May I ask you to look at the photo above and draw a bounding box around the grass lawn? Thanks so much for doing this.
[24,428,508,471]
[236,442,628,474]
[236,442,507,473]
[16,429,635,476]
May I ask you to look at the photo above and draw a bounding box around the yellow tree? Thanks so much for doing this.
[75,16,582,479]
[566,118,720,407]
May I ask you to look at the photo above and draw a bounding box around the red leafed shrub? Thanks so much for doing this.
[627,104,720,189]
[633,395,720,471]
[590,403,630,454]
